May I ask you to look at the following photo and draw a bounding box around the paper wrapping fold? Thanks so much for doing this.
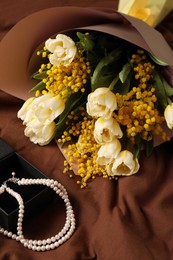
[0,6,173,100]
[0,6,173,148]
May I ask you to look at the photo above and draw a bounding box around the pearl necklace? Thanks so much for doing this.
[0,172,76,251]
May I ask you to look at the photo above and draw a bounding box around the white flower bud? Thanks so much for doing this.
[164,103,173,129]
[96,138,121,165]
[108,150,140,176]
[45,34,77,66]
[94,117,123,144]
[86,87,117,119]
[17,93,65,145]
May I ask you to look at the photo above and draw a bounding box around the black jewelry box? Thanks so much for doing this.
[0,138,53,232]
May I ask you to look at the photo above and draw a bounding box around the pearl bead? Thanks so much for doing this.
[50,244,55,249]
[16,236,20,241]
[7,232,12,237]
[0,186,5,194]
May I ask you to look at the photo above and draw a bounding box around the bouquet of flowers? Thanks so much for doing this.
[17,23,173,187]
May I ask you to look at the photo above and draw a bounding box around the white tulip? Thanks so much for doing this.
[164,103,173,129]
[94,117,123,144]
[32,93,65,124]
[108,150,140,176]
[45,34,77,66]
[17,97,35,122]
[96,138,121,165]
[17,93,65,145]
[25,119,56,146]
[86,87,117,119]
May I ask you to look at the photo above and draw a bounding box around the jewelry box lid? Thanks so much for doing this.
[0,138,15,161]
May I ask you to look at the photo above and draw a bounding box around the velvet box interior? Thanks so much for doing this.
[0,138,53,232]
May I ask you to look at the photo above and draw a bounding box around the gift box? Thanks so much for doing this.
[0,138,53,232]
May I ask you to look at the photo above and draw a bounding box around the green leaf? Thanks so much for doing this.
[134,146,141,159]
[148,52,168,66]
[112,69,132,95]
[145,138,154,157]
[162,77,173,97]
[134,134,142,158]
[29,81,46,93]
[32,71,47,80]
[92,73,115,91]
[153,70,168,108]
[109,75,119,91]
[57,92,83,126]
[119,63,132,83]
[91,47,122,91]
[77,32,95,51]
[55,90,88,138]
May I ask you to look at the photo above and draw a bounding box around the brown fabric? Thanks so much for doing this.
[0,1,173,260]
